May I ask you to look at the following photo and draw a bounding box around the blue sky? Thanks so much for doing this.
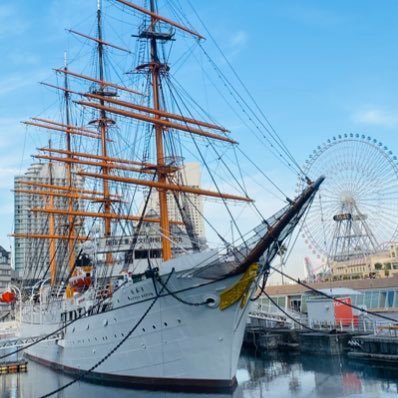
[1,0,398,277]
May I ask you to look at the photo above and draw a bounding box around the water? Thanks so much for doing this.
[1,351,397,397]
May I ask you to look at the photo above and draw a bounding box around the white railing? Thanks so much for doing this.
[299,317,398,335]
[0,321,19,338]
[249,301,306,328]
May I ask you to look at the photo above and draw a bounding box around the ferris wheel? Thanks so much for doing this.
[297,133,398,262]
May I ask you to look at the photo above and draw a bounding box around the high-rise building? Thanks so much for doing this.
[0,246,11,291]
[14,163,71,279]
[0,245,12,317]
[145,162,205,241]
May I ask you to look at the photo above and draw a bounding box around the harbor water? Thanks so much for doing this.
[0,350,397,397]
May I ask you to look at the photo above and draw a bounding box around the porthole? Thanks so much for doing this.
[152,325,156,329]
[164,322,168,327]
[204,294,219,308]
[103,319,108,327]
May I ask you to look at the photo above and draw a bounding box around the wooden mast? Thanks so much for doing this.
[97,0,112,264]
[48,141,57,286]
[149,0,171,261]
[18,0,254,274]
[63,53,77,271]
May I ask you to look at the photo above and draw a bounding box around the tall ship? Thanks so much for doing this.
[13,0,323,393]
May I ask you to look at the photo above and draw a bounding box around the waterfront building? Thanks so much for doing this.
[0,245,12,317]
[264,276,398,314]
[329,243,398,280]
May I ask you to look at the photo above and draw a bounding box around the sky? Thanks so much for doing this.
[1,0,398,280]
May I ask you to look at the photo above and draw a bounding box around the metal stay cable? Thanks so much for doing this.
[38,270,174,398]
[169,0,290,161]
[163,76,249,249]
[249,264,332,333]
[262,291,321,333]
[181,1,306,177]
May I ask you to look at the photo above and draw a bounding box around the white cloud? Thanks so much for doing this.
[225,30,249,59]
[229,30,248,49]
[352,108,398,127]
[284,4,344,28]
[0,5,28,39]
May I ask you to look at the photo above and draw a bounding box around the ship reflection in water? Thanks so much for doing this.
[1,351,398,397]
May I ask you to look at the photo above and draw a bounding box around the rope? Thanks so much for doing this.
[156,272,212,306]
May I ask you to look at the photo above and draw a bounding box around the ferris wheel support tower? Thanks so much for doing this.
[297,134,398,266]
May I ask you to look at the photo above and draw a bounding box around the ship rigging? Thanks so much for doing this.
[11,0,323,393]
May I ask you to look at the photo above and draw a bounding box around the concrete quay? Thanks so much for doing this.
[347,334,398,363]
[243,325,369,356]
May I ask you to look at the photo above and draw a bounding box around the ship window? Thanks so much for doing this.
[152,325,156,329]
[142,328,145,332]
[164,322,168,327]
[177,319,181,324]
[135,250,148,259]
[150,249,161,258]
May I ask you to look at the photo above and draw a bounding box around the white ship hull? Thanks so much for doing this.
[21,255,254,392]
